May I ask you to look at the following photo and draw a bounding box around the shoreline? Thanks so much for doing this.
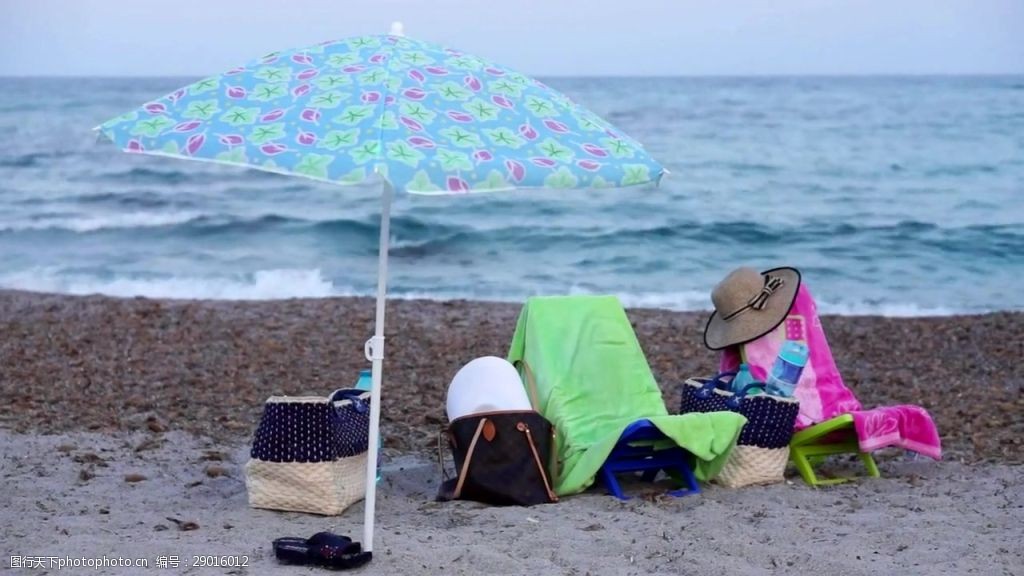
[1,289,1022,464]
[0,287,1009,318]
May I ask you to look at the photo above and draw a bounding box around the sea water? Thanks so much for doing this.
[1,76,1022,315]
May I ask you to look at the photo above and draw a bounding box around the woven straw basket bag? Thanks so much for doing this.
[681,375,799,488]
[245,389,370,515]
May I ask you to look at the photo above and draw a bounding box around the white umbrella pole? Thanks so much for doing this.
[362,178,393,553]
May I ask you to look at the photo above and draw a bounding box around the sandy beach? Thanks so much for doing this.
[2,290,1022,575]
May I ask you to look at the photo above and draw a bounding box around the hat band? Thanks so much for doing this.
[721,274,785,322]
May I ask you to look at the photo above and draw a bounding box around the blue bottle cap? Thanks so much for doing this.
[355,369,373,391]
[779,341,809,367]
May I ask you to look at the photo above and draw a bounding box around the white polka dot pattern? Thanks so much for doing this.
[244,389,372,515]
[681,378,797,487]
[679,378,799,449]
[250,390,371,463]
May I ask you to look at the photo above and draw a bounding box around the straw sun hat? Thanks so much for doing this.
[703,267,801,350]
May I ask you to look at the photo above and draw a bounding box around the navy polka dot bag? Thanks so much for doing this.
[245,389,371,515]
[680,373,799,487]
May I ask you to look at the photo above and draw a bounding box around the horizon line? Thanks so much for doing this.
[2,72,1023,80]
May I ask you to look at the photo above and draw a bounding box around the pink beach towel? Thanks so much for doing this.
[720,284,942,460]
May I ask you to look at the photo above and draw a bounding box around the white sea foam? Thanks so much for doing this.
[0,268,984,316]
[812,299,961,317]
[0,211,205,233]
[339,284,970,313]
[0,268,337,300]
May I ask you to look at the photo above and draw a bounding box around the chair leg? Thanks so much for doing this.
[599,466,628,500]
[791,441,883,486]
[859,451,881,478]
[669,461,701,497]
[602,458,700,499]
[790,445,820,486]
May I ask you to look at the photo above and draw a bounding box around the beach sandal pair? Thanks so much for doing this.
[273,532,372,570]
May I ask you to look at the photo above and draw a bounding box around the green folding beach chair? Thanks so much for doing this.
[507,295,746,497]
[789,415,880,486]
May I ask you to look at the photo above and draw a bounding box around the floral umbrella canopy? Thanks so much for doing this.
[97,23,665,554]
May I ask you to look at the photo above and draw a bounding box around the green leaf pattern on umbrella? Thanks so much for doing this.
[439,127,482,148]
[189,77,220,94]
[250,123,286,144]
[216,147,248,164]
[485,128,525,149]
[386,141,425,167]
[182,100,219,120]
[321,129,360,150]
[544,167,579,189]
[350,141,381,164]
[310,91,349,108]
[131,116,174,137]
[220,107,261,126]
[294,153,334,179]
[97,34,663,193]
[314,75,352,89]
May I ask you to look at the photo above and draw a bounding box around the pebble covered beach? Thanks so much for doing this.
[2,290,1021,464]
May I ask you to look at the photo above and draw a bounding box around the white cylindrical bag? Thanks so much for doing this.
[446,356,532,421]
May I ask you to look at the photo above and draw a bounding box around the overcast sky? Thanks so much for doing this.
[1,0,1021,77]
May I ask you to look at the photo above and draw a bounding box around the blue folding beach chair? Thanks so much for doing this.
[598,420,701,500]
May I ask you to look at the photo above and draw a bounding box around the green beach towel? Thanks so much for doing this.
[507,295,747,496]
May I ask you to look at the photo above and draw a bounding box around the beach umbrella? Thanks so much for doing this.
[95,22,665,553]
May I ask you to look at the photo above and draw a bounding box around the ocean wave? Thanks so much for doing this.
[382,293,984,317]
[312,214,448,239]
[387,219,1018,250]
[85,165,289,185]
[178,214,302,236]
[0,268,337,300]
[0,210,457,238]
[0,151,72,168]
[67,191,191,210]
[812,300,962,317]
[0,267,988,317]
[87,167,204,185]
[0,211,207,233]
[560,287,966,316]
[3,210,1021,266]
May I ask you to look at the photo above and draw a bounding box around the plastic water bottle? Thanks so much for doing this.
[765,341,809,397]
[354,369,382,483]
[730,363,756,394]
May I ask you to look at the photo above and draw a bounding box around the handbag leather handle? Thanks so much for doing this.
[436,427,453,482]
[517,422,558,503]
[436,420,488,500]
[452,418,488,499]
[513,360,562,484]
[515,360,542,411]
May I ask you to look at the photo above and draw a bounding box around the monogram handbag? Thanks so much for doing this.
[437,410,558,506]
